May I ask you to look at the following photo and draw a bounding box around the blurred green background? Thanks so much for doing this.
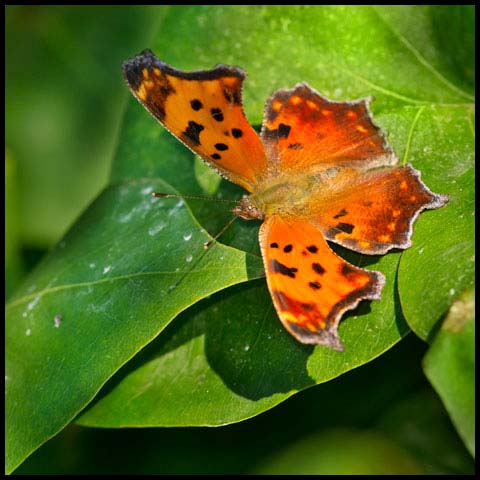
[5,5,474,475]
[5,5,160,296]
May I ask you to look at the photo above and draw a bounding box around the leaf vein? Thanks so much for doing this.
[402,105,425,165]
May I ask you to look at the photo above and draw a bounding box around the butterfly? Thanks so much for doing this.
[122,49,448,351]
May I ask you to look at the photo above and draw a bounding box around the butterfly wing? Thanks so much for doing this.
[306,164,449,255]
[260,83,396,173]
[259,83,448,255]
[259,215,385,350]
[122,49,267,192]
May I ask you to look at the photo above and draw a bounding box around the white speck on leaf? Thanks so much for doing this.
[168,200,184,217]
[25,329,32,336]
[449,288,456,296]
[103,265,112,274]
[244,344,250,352]
[119,201,153,224]
[183,232,192,241]
[119,211,133,223]
[89,262,96,269]
[141,186,154,195]
[27,296,40,311]
[186,254,193,263]
[148,221,166,236]
[418,248,424,254]
[54,314,63,328]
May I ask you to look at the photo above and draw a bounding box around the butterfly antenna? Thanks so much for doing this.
[151,192,238,248]
[152,192,237,204]
[203,215,238,249]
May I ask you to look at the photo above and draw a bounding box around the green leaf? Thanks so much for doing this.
[79,4,473,427]
[13,333,432,475]
[78,250,405,427]
[397,106,474,341]
[6,4,474,473]
[5,181,262,474]
[423,289,475,457]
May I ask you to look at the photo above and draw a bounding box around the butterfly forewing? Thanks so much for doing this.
[122,49,267,192]
[261,83,396,173]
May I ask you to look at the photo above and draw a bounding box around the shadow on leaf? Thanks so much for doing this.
[88,280,315,407]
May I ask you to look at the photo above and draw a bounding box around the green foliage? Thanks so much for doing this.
[423,289,475,457]
[254,429,423,474]
[6,5,474,474]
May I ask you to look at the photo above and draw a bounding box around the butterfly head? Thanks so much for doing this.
[232,195,265,221]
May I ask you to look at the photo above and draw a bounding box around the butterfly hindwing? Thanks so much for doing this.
[306,164,449,254]
[259,215,385,351]
[122,49,267,192]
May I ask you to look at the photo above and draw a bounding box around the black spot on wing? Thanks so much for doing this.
[232,128,243,138]
[278,123,291,138]
[211,108,224,121]
[309,281,321,290]
[307,245,318,253]
[270,242,279,248]
[215,143,229,151]
[211,153,221,160]
[312,263,325,275]
[333,208,347,219]
[271,259,298,278]
[182,120,204,146]
[288,143,303,149]
[283,244,293,253]
[336,222,355,234]
[262,123,291,140]
[190,99,203,111]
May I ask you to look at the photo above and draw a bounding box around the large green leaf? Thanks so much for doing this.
[397,107,474,341]
[5,181,262,473]
[6,5,474,473]
[78,249,404,427]
[79,5,473,426]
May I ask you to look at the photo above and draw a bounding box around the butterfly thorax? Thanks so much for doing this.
[232,166,345,221]
[232,180,306,221]
[232,196,265,220]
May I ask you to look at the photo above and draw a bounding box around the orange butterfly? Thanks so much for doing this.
[122,49,448,351]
